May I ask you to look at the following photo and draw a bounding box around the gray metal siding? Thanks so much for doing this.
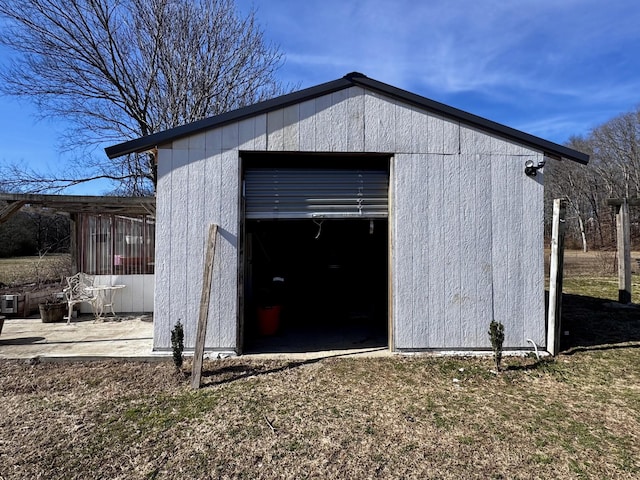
[392,150,545,350]
[154,138,240,351]
[153,86,546,352]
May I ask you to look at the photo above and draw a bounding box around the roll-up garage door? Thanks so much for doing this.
[244,168,388,219]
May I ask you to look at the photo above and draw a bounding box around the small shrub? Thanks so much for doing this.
[171,320,184,372]
[488,320,505,371]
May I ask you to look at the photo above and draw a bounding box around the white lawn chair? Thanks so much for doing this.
[63,273,97,324]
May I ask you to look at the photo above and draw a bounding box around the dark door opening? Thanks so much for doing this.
[243,219,388,353]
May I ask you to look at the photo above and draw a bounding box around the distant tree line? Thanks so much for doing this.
[0,205,70,257]
[546,106,640,251]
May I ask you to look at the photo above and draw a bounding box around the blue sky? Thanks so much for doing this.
[1,0,639,194]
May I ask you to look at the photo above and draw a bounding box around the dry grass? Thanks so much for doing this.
[1,351,639,479]
[0,254,71,288]
[546,249,640,277]
[0,250,639,478]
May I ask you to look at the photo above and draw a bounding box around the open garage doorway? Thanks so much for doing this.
[241,153,390,354]
[243,219,388,353]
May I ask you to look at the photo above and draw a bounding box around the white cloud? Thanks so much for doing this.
[259,0,640,105]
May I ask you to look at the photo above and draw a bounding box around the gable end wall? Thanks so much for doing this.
[153,86,545,352]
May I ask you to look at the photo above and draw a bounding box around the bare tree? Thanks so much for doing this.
[590,109,640,200]
[546,144,593,252]
[0,0,287,194]
[546,106,640,250]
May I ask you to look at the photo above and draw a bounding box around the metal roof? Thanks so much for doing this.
[105,72,589,164]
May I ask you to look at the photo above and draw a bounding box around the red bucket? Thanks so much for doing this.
[257,305,281,336]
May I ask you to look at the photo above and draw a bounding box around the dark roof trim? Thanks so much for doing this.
[105,77,352,159]
[106,72,589,164]
[349,75,588,164]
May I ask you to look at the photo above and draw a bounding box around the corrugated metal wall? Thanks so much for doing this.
[244,168,388,219]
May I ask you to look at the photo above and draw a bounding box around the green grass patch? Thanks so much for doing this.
[562,275,640,303]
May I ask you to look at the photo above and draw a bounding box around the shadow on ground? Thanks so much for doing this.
[0,336,45,345]
[199,359,321,388]
[198,348,385,388]
[560,293,640,354]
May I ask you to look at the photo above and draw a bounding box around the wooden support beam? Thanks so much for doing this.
[0,193,155,216]
[191,224,218,390]
[547,198,566,356]
[616,199,632,304]
[0,200,26,224]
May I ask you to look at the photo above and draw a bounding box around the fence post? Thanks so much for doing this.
[547,198,566,356]
[616,199,632,304]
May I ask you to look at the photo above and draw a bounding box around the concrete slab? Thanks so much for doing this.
[0,314,157,361]
[0,314,393,362]
[241,347,391,361]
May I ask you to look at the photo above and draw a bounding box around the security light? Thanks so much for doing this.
[525,159,545,177]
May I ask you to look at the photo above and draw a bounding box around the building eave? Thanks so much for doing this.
[105,77,353,159]
[105,72,589,165]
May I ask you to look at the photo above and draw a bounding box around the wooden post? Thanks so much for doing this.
[191,224,218,389]
[547,198,566,356]
[70,214,78,274]
[616,199,632,304]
